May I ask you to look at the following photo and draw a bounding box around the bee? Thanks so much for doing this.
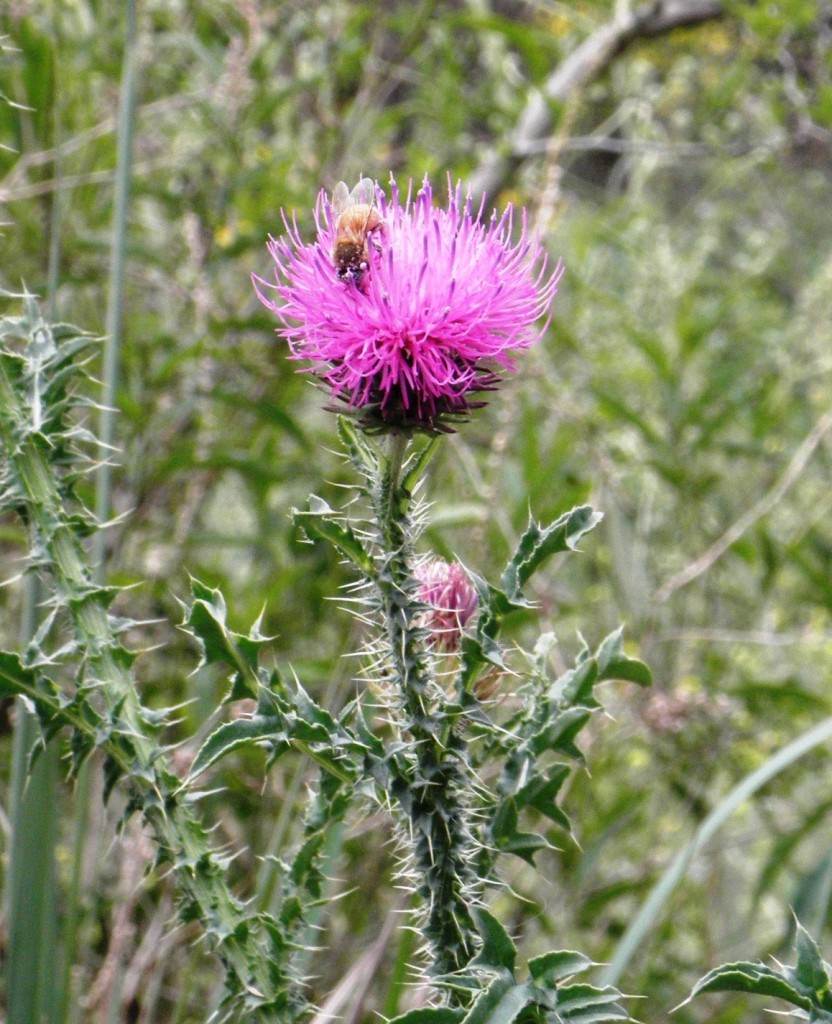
[330,177,383,287]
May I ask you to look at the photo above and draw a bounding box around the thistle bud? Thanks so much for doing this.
[414,558,478,652]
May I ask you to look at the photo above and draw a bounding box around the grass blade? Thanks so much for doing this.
[6,581,60,1024]
[93,0,138,570]
[601,716,832,986]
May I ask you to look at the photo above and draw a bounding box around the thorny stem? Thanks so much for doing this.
[0,351,287,1022]
[386,431,409,497]
[373,433,480,991]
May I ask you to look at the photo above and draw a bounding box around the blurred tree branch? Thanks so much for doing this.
[469,0,725,199]
[655,411,832,602]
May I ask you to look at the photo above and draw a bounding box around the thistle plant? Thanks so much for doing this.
[1,178,651,1024]
[0,295,298,1020]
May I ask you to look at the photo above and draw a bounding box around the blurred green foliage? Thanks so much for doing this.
[1,1,832,1022]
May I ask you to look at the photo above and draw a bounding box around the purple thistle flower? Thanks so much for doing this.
[253,175,563,433]
[414,558,478,652]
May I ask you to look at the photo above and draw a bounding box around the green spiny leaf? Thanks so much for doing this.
[293,495,376,577]
[187,715,291,781]
[549,659,600,709]
[181,578,267,699]
[188,671,364,785]
[555,983,630,1024]
[501,506,602,601]
[790,921,832,1010]
[528,950,596,986]
[490,797,553,865]
[461,632,509,675]
[337,415,379,477]
[471,907,517,974]
[531,706,592,761]
[0,650,50,701]
[69,729,95,777]
[513,768,572,832]
[402,433,442,493]
[463,977,540,1024]
[687,961,815,1010]
[102,754,126,804]
[595,628,651,687]
[458,572,511,687]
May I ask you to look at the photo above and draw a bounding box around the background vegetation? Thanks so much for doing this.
[1,1,831,1022]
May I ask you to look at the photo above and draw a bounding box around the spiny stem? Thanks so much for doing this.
[373,433,480,989]
[0,348,289,1022]
[386,431,409,493]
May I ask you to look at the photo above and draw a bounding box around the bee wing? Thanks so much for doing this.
[331,181,351,217]
[349,177,376,207]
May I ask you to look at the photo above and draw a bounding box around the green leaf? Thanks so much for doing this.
[461,632,509,673]
[0,650,43,700]
[471,907,517,973]
[513,768,572,832]
[182,580,258,697]
[187,714,291,781]
[402,434,442,493]
[528,950,595,985]
[792,921,832,1002]
[687,961,814,1010]
[594,628,651,687]
[490,797,553,865]
[188,671,364,785]
[531,706,592,761]
[490,797,519,841]
[555,983,629,1024]
[293,496,376,577]
[181,579,278,701]
[516,766,571,806]
[600,656,651,688]
[6,713,61,1024]
[469,572,516,624]
[501,506,602,601]
[462,977,539,1024]
[0,653,75,739]
[337,416,379,477]
[550,659,599,709]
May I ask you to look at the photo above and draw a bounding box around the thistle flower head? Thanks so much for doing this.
[414,558,478,652]
[254,175,563,433]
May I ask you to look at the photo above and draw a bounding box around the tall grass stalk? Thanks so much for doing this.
[61,1,139,1015]
[602,715,832,987]
[93,0,138,569]
[6,19,63,1024]
[6,581,60,1024]
[86,3,138,1013]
